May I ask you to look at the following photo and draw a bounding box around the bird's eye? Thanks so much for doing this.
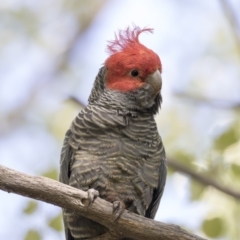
[130,69,139,77]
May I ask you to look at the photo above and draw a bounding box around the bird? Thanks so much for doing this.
[59,25,167,240]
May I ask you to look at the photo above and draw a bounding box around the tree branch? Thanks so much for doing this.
[0,164,207,240]
[167,158,240,200]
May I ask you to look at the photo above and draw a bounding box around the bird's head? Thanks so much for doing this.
[105,26,162,97]
[89,26,163,114]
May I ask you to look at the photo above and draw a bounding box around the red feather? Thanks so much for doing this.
[105,26,162,92]
[107,26,154,54]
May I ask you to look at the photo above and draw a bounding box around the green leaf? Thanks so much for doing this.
[48,213,63,232]
[202,217,225,238]
[168,151,195,175]
[190,180,205,201]
[167,167,176,175]
[172,151,194,166]
[23,201,38,215]
[24,230,41,240]
[42,168,58,180]
[231,163,240,178]
[214,127,238,151]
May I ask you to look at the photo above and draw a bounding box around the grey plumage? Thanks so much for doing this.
[60,66,167,240]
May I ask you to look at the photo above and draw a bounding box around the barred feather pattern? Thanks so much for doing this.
[60,67,167,240]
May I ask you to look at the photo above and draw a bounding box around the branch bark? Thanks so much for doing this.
[168,158,240,200]
[0,164,207,240]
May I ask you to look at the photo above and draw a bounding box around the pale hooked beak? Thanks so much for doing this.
[145,70,162,95]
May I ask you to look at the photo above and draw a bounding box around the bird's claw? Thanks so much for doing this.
[112,200,125,222]
[79,188,99,206]
[87,188,99,206]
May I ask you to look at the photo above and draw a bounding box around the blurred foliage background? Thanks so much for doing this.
[0,0,240,239]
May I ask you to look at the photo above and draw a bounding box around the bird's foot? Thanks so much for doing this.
[112,200,125,222]
[81,188,99,206]
[87,188,99,205]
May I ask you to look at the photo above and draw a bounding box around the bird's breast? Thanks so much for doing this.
[69,108,164,215]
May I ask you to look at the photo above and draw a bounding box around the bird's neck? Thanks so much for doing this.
[92,88,161,116]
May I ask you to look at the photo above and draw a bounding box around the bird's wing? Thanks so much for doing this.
[59,67,109,240]
[59,129,73,185]
[59,129,75,240]
[60,66,106,186]
[145,156,167,219]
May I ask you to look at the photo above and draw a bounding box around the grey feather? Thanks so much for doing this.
[59,66,167,239]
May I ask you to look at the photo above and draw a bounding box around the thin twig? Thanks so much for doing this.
[68,96,86,109]
[174,91,240,110]
[167,158,240,200]
[218,0,240,56]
